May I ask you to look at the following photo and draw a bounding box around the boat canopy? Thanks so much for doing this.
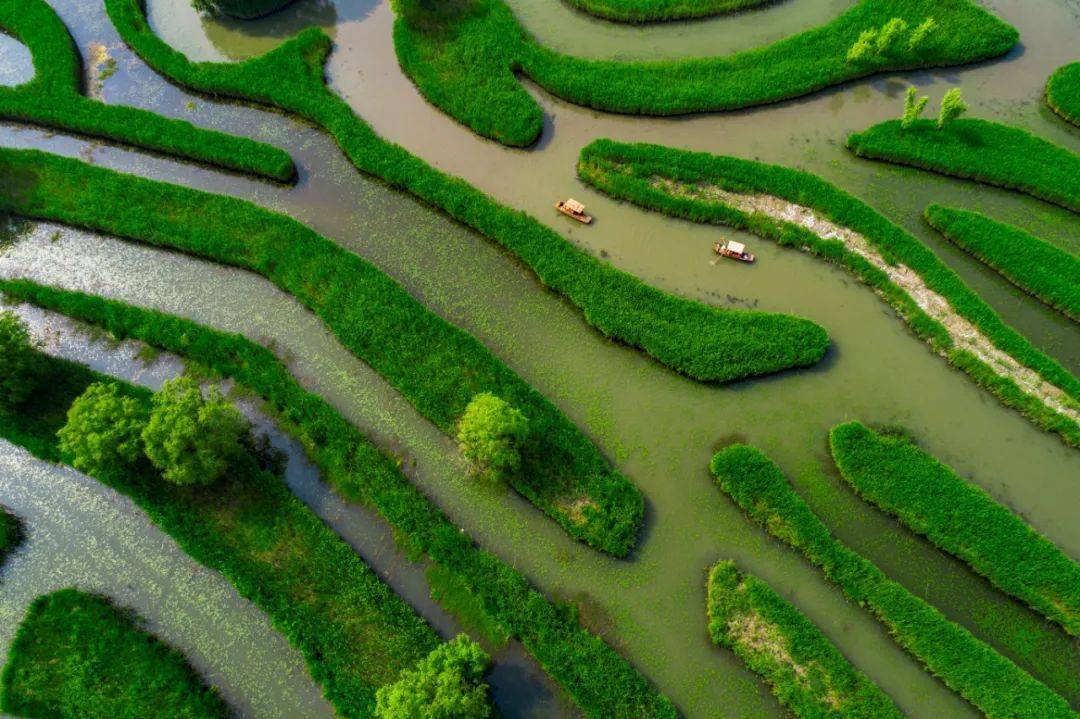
[726,241,746,254]
[565,199,586,214]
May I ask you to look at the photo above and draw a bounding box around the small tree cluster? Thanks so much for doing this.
[375,635,493,719]
[456,393,529,482]
[901,86,929,128]
[58,381,149,475]
[847,17,936,64]
[0,311,41,410]
[937,88,968,128]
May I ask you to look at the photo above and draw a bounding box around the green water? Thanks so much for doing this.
[0,0,1078,717]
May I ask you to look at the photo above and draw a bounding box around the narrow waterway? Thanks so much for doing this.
[0,0,1078,717]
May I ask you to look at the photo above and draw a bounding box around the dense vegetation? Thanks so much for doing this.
[0,279,679,719]
[0,505,21,566]
[192,0,295,19]
[0,147,641,556]
[457,392,530,483]
[0,341,442,718]
[0,589,230,719]
[375,636,493,718]
[706,560,903,718]
[1047,63,1080,128]
[0,0,294,181]
[577,139,1080,445]
[925,205,1080,322]
[847,118,1080,213]
[0,310,41,409]
[107,0,829,391]
[829,421,1080,638]
[561,0,773,24]
[391,0,1017,146]
[57,381,149,475]
[710,445,1077,719]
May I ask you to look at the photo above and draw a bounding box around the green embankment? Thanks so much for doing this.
[706,560,903,719]
[1047,63,1080,128]
[1,589,230,719]
[0,279,679,719]
[561,0,773,24]
[0,0,293,181]
[924,205,1080,322]
[577,139,1080,446]
[194,0,295,20]
[847,118,1080,214]
[709,445,1078,719]
[106,0,829,391]
[0,349,441,718]
[0,147,642,556]
[829,421,1080,638]
[392,0,1017,146]
[0,505,21,566]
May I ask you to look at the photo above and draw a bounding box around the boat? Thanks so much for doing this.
[556,198,593,224]
[714,240,755,263]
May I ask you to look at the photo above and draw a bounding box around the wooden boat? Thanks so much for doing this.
[556,198,593,224]
[714,240,756,263]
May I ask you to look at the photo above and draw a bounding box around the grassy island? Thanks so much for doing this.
[577,139,1080,446]
[847,118,1080,214]
[105,0,829,390]
[562,0,773,24]
[0,279,678,719]
[710,445,1078,719]
[0,147,645,556]
[0,0,294,182]
[829,421,1080,638]
[1047,63,1080,128]
[924,205,1080,322]
[707,560,903,719]
[392,0,1017,146]
[1,589,230,719]
[0,345,443,718]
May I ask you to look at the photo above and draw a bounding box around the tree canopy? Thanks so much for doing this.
[58,381,149,475]
[456,393,529,481]
[375,635,493,719]
[0,311,40,410]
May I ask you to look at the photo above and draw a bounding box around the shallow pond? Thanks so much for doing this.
[1,0,1078,717]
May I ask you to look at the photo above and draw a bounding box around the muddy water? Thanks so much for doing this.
[0,0,1078,717]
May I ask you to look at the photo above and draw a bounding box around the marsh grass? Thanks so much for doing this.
[1047,63,1080,128]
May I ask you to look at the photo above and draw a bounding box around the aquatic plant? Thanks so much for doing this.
[0,278,680,719]
[710,444,1078,719]
[560,0,773,24]
[375,635,493,719]
[389,0,1015,146]
[0,310,40,410]
[457,393,529,483]
[707,560,904,718]
[142,377,249,487]
[576,139,1080,446]
[901,86,928,128]
[192,0,295,19]
[106,0,831,389]
[0,0,294,181]
[925,205,1080,322]
[0,347,444,719]
[1047,62,1080,128]
[847,117,1080,213]
[936,88,968,128]
[57,381,149,475]
[830,421,1080,637]
[0,589,230,719]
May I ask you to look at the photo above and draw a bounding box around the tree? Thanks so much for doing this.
[375,635,492,719]
[938,88,968,128]
[0,311,40,410]
[909,17,937,50]
[57,382,149,475]
[141,377,249,487]
[846,29,878,63]
[901,86,929,129]
[456,393,529,481]
[875,18,909,54]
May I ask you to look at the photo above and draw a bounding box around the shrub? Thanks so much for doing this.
[375,635,493,719]
[875,17,909,54]
[457,393,529,481]
[909,17,937,49]
[57,381,149,475]
[937,88,968,128]
[0,311,39,410]
[901,86,928,128]
[846,28,878,63]
[141,377,249,486]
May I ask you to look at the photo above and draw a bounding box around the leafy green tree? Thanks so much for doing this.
[456,393,529,481]
[0,311,40,410]
[57,382,149,475]
[875,18,909,54]
[938,88,968,128]
[375,635,493,719]
[141,377,249,486]
[846,28,878,63]
[909,17,937,50]
[901,86,929,129]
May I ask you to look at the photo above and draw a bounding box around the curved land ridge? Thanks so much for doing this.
[561,0,775,23]
[577,140,1080,446]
